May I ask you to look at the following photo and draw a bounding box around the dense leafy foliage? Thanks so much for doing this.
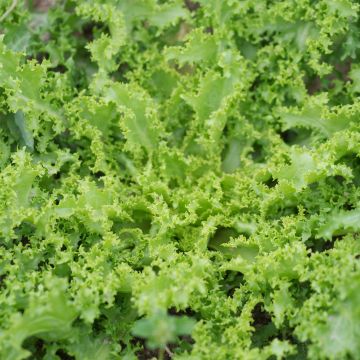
[0,0,360,359]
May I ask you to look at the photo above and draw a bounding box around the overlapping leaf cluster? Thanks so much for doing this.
[0,0,359,359]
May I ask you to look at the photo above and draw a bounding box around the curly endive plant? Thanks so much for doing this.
[0,0,359,359]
